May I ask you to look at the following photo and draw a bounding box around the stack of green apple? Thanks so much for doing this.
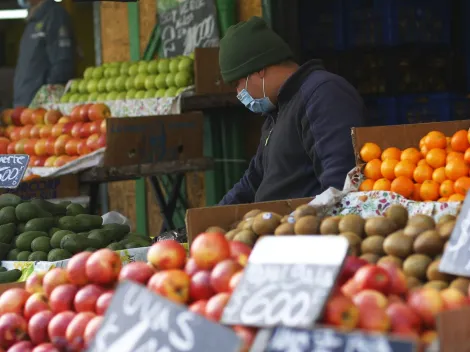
[60,55,194,104]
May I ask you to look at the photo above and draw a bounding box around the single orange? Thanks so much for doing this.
[364,159,382,180]
[424,131,447,150]
[448,194,465,202]
[420,146,429,157]
[439,180,455,197]
[446,151,464,163]
[413,163,434,183]
[445,159,470,181]
[359,179,374,191]
[425,148,447,169]
[401,148,422,164]
[391,176,414,198]
[432,167,447,184]
[420,180,440,201]
[360,143,382,162]
[381,147,401,161]
[381,159,399,180]
[451,130,470,152]
[438,197,448,202]
[464,148,470,164]
[454,176,470,195]
[411,183,422,201]
[419,137,425,149]
[417,159,428,166]
[467,128,470,144]
[394,160,416,179]
[373,178,391,191]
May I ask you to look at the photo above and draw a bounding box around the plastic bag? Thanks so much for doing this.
[101,211,132,227]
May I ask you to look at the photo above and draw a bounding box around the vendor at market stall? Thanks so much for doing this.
[218,16,365,205]
[13,0,75,107]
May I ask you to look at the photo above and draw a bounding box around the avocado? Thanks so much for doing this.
[57,216,81,232]
[28,251,48,261]
[0,206,18,225]
[30,199,67,216]
[50,230,74,249]
[0,243,10,260]
[60,233,99,254]
[66,203,87,216]
[17,251,32,261]
[6,249,19,261]
[49,227,61,237]
[88,229,114,243]
[0,223,16,244]
[16,223,26,235]
[58,200,72,208]
[122,235,151,247]
[16,231,49,251]
[124,242,141,249]
[0,194,21,209]
[102,223,130,240]
[75,214,103,231]
[24,218,56,233]
[0,267,6,272]
[47,248,72,261]
[15,203,51,222]
[107,242,123,250]
[31,236,51,253]
[0,269,22,283]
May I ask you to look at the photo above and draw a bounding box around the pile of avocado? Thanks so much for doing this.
[0,194,152,262]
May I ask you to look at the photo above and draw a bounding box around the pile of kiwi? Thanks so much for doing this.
[205,204,468,294]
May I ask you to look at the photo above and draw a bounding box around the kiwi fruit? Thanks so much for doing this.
[385,204,408,229]
[230,221,241,230]
[293,205,316,220]
[413,230,444,257]
[377,255,403,268]
[424,280,449,291]
[403,254,433,281]
[403,225,427,240]
[449,278,470,295]
[361,236,385,255]
[364,217,397,237]
[205,226,226,234]
[225,229,239,241]
[280,215,289,223]
[320,217,341,235]
[233,230,257,246]
[426,260,454,282]
[340,232,362,256]
[360,253,380,264]
[338,214,365,237]
[294,215,321,235]
[406,276,423,290]
[243,209,261,220]
[408,214,435,229]
[274,223,295,236]
[252,212,281,235]
[437,220,455,240]
[383,230,413,258]
[438,214,456,224]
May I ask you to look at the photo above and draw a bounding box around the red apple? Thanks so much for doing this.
[147,240,186,270]
[85,249,122,285]
[66,252,91,286]
[0,288,30,314]
[57,116,70,124]
[19,108,34,126]
[0,313,28,348]
[233,326,257,352]
[147,270,190,304]
[205,292,231,322]
[44,137,56,156]
[53,155,73,168]
[70,106,83,123]
[65,312,95,351]
[50,124,64,138]
[64,138,80,156]
[86,134,99,151]
[62,122,74,135]
[190,232,231,270]
[440,287,467,310]
[44,156,57,167]
[100,119,107,134]
[96,134,106,149]
[228,271,243,292]
[6,341,33,352]
[30,125,42,139]
[184,258,201,276]
[53,135,72,155]
[340,278,360,298]
[407,288,444,328]
[88,103,111,121]
[189,270,215,302]
[32,343,59,352]
[25,272,46,294]
[23,139,37,156]
[338,256,369,286]
[210,259,242,293]
[229,241,252,267]
[24,293,50,320]
[353,264,391,294]
[352,289,388,310]
[357,305,390,332]
[70,122,83,138]
[77,140,91,156]
[188,300,207,316]
[5,125,15,137]
[83,316,103,348]
[377,262,407,295]
[74,284,105,313]
[44,110,62,125]
[79,104,92,122]
[323,294,359,329]
[49,284,78,314]
[386,302,422,333]
[11,107,25,126]
[7,141,16,154]
[118,262,155,285]
[19,125,33,140]
[89,121,101,135]
[14,139,27,154]
[33,139,47,156]
[28,310,54,345]
[47,311,75,350]
[79,123,92,138]
[95,292,113,316]
[39,125,53,139]
[2,108,13,125]
[9,127,21,141]
[31,108,47,125]
[42,268,69,297]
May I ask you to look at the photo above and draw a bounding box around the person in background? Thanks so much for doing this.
[218,16,365,205]
[14,0,75,107]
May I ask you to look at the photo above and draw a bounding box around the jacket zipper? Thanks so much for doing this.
[265,116,275,146]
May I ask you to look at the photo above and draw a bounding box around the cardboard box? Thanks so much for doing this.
[185,197,313,244]
[194,48,235,95]
[351,120,470,165]
[0,282,25,295]
[104,112,204,167]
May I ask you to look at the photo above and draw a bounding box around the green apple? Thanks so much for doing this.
[174,71,192,88]
[105,78,116,92]
[169,58,181,73]
[115,76,127,92]
[134,74,146,90]
[126,89,137,99]
[84,67,94,79]
[128,64,139,76]
[97,93,108,101]
[60,94,70,103]
[92,67,104,79]
[155,89,166,98]
[88,92,99,101]
[125,77,135,91]
[144,75,156,90]
[165,87,178,97]
[178,57,194,73]
[158,59,170,73]
[165,73,176,88]
[87,79,98,93]
[144,89,156,98]
[68,94,79,103]
[120,62,131,76]
[78,80,88,94]
[97,78,107,93]
[107,67,119,77]
[117,92,127,100]
[176,87,185,96]
[155,74,167,89]
[189,52,195,60]
[138,62,149,74]
[70,80,80,93]
[148,60,159,74]
[106,92,118,100]
[135,90,146,99]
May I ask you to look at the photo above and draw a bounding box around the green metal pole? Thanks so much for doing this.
[127,2,148,235]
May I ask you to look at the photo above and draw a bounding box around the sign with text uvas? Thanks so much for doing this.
[158,0,220,57]
[86,281,241,352]
[0,155,29,189]
[221,236,349,329]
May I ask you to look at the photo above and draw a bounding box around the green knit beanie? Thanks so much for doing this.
[219,16,294,83]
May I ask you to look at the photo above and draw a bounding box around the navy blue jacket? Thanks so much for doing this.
[14,0,75,107]
[219,60,365,205]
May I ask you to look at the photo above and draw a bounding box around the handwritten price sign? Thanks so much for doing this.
[0,155,29,189]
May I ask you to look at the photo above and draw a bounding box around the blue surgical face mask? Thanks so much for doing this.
[237,76,276,114]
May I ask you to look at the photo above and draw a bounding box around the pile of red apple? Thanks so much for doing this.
[0,104,109,168]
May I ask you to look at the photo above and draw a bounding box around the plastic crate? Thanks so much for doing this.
[364,97,399,126]
[389,0,451,46]
[398,93,458,124]
[344,0,393,48]
[299,0,344,51]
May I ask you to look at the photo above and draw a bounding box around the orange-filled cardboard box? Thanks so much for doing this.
[185,197,313,244]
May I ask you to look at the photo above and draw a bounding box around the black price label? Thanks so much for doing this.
[0,155,29,189]
[221,236,349,329]
[86,281,241,352]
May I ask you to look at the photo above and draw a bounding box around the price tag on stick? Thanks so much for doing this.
[221,236,349,329]
[439,193,470,277]
[86,281,242,352]
[0,154,29,189]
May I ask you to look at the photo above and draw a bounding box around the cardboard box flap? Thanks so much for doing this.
[186,197,313,243]
[351,120,470,166]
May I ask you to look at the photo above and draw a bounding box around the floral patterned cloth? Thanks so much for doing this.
[29,85,66,108]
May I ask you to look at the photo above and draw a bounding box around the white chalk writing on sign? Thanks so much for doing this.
[0,155,28,188]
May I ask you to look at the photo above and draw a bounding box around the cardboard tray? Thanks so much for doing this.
[185,197,313,244]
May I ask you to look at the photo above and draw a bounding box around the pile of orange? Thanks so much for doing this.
[359,129,470,202]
